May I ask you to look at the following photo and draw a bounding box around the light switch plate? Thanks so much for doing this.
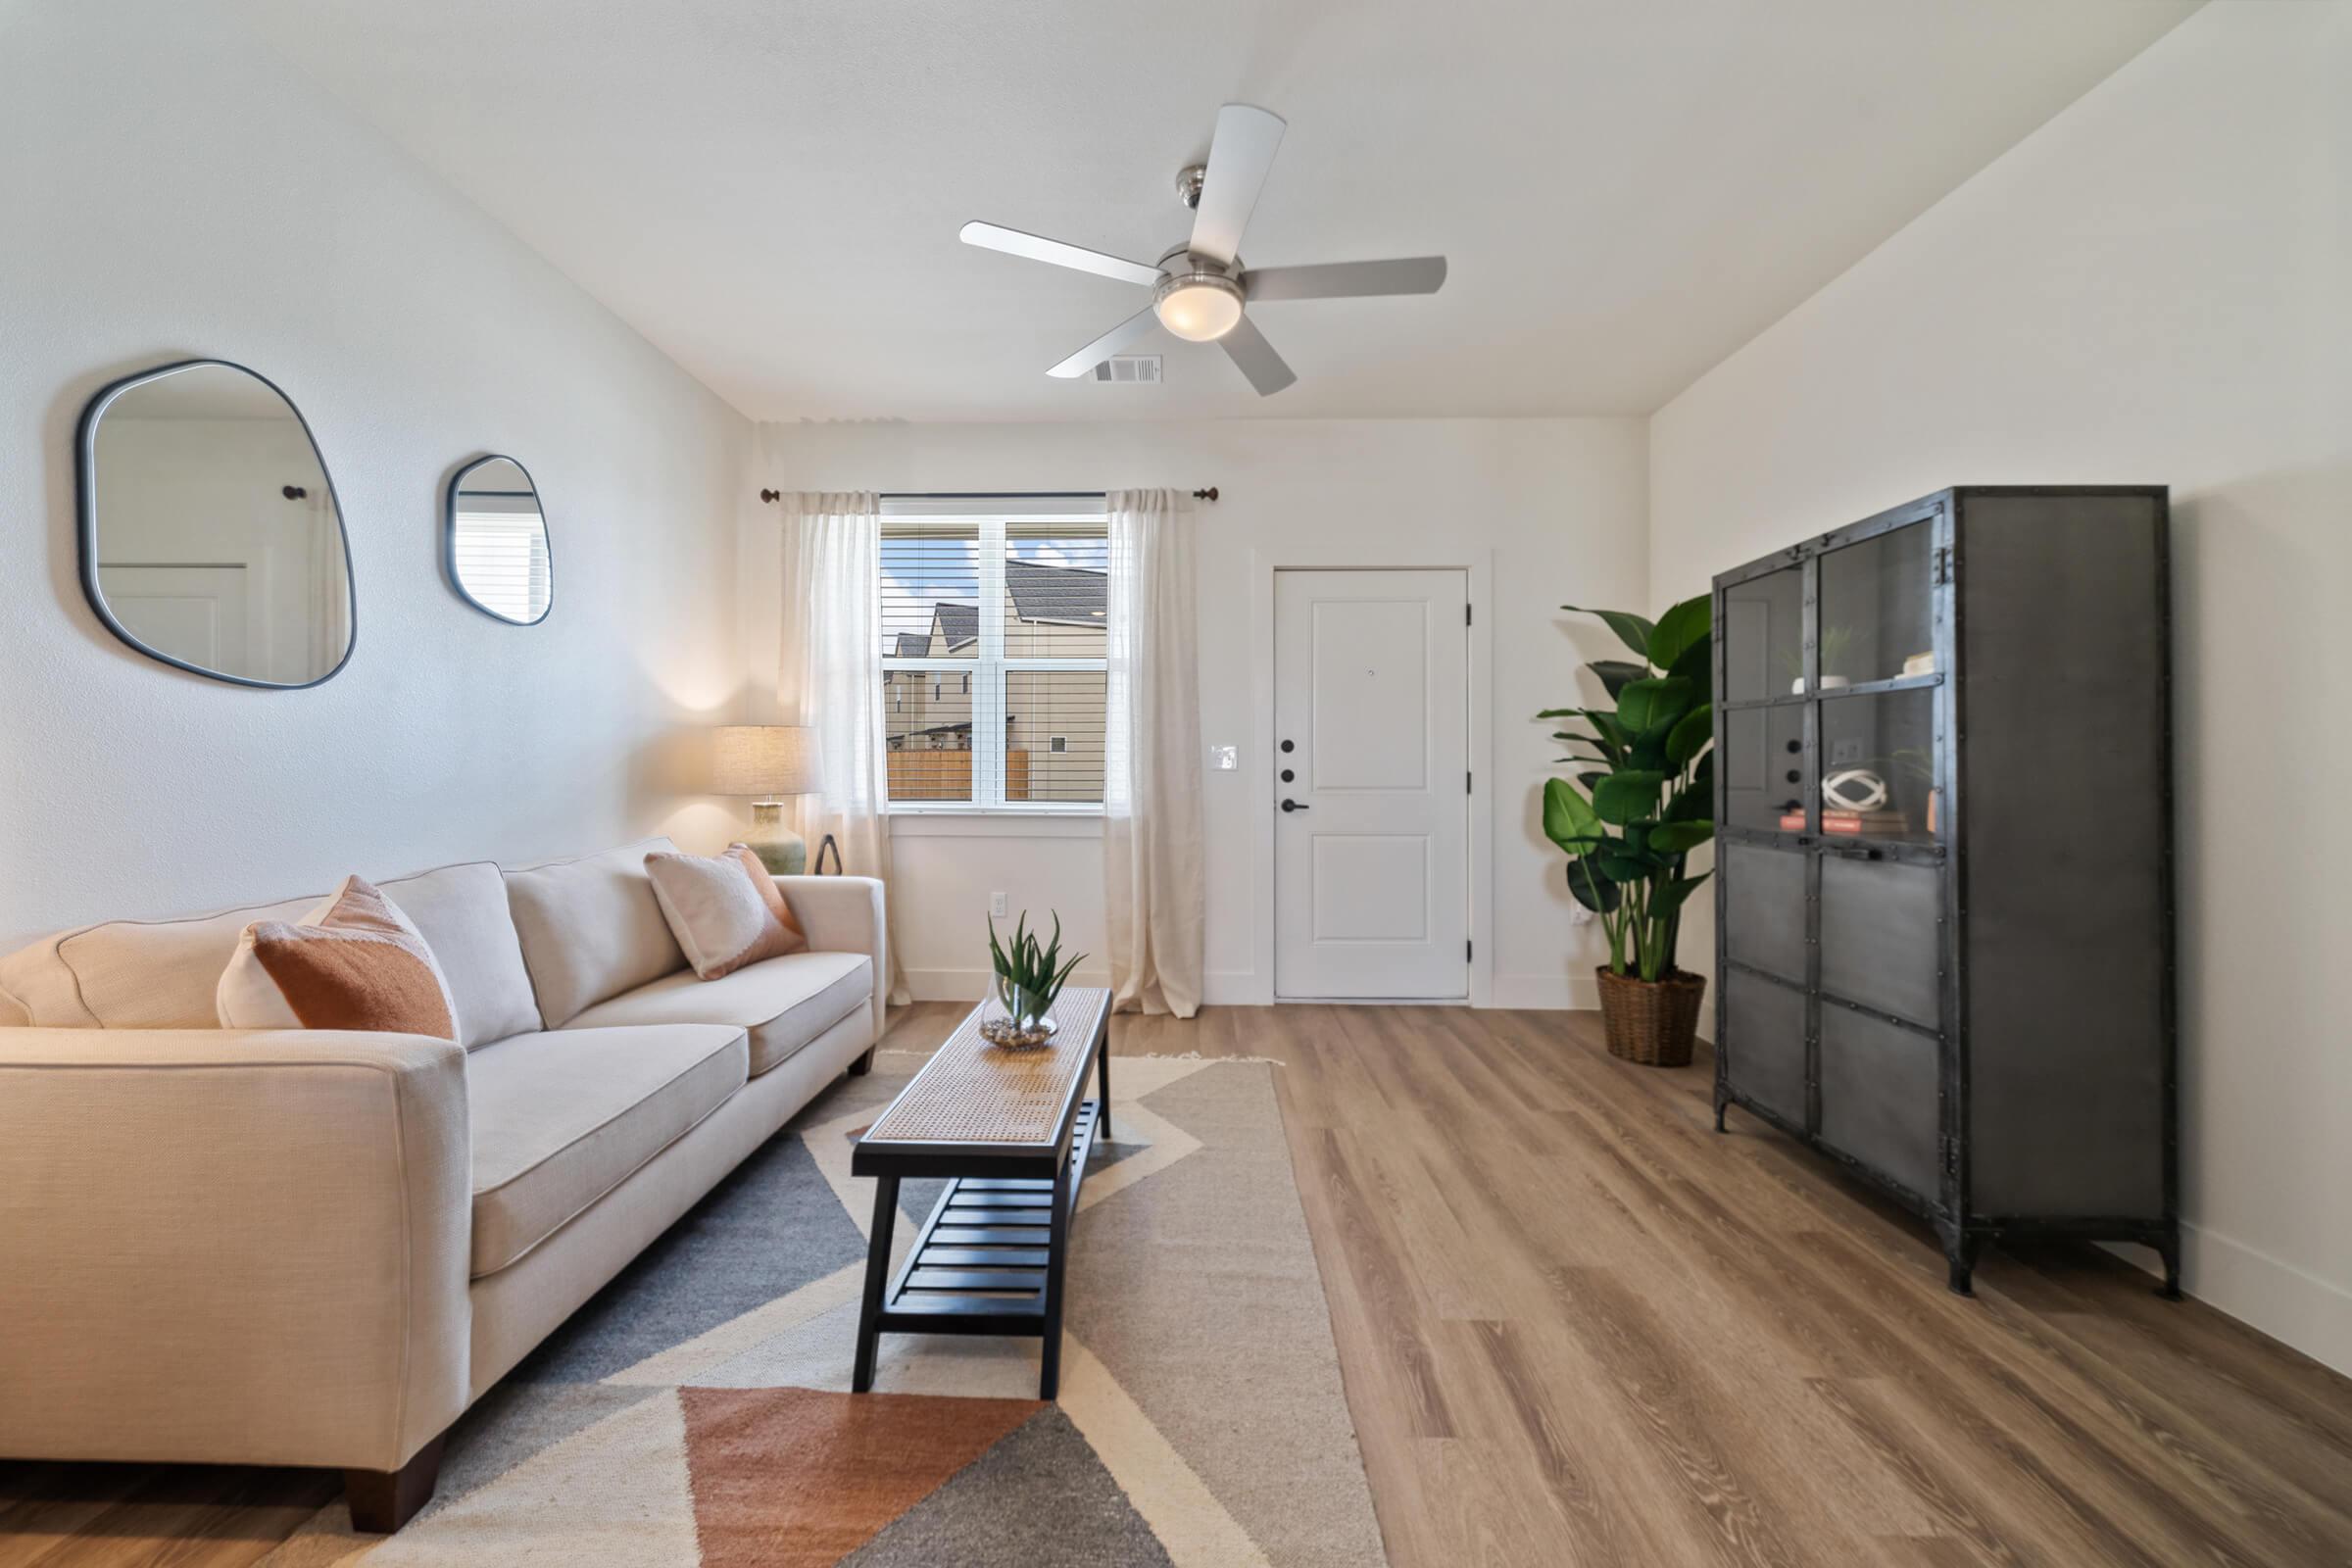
[1210,745,1238,770]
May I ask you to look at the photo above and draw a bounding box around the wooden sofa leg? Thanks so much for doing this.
[346,1433,446,1533]
[847,1046,877,1077]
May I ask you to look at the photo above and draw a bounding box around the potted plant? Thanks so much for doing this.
[1539,595,1716,1066]
[982,909,1086,1050]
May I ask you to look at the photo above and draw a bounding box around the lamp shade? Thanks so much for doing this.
[712,725,822,797]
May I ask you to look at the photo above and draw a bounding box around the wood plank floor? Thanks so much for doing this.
[6,1004,2349,1566]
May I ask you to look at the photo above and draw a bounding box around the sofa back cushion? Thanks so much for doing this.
[0,893,318,1029]
[503,838,688,1028]
[0,858,540,1038]
[383,861,540,1048]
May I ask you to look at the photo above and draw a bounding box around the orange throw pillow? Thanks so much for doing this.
[644,845,808,980]
[216,875,458,1039]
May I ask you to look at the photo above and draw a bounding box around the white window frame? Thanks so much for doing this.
[881,502,1108,815]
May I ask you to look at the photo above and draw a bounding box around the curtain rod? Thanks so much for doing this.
[756,487,1217,503]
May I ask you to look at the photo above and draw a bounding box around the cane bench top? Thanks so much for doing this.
[862,986,1109,1148]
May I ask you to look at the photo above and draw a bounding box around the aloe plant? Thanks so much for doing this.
[986,909,1086,1024]
[1539,595,1717,983]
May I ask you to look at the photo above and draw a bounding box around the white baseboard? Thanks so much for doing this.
[1202,968,1267,1007]
[1490,972,1600,1010]
[2124,1221,2352,1378]
[903,965,1112,1003]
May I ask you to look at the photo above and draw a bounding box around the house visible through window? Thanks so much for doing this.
[879,507,1107,808]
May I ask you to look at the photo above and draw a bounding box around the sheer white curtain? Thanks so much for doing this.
[776,491,907,1003]
[1104,489,1205,1016]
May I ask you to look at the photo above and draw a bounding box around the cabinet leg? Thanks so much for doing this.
[847,1046,876,1077]
[2157,1229,2183,1300]
[1944,1235,1979,1298]
[1712,1092,1727,1134]
[346,1433,445,1534]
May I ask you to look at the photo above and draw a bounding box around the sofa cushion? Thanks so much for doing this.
[565,952,872,1078]
[1,893,319,1029]
[466,1023,748,1278]
[0,858,539,1035]
[503,839,688,1029]
[379,861,540,1048]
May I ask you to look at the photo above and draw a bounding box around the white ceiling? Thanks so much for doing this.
[225,0,2195,422]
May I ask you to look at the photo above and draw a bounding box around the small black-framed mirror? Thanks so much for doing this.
[75,358,356,689]
[444,454,552,625]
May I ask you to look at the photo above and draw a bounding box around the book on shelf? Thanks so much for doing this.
[1779,809,1911,835]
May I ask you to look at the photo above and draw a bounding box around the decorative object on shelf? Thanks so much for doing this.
[1711,485,2178,1299]
[1540,593,1716,1067]
[444,454,552,624]
[75,359,353,689]
[712,725,823,873]
[981,909,1086,1051]
[1821,766,1889,813]
[1785,623,1855,695]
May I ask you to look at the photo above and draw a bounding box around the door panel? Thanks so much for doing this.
[1275,569,1468,999]
[1724,969,1807,1126]
[1722,842,1807,985]
[1820,856,1942,1028]
[1819,1004,1941,1201]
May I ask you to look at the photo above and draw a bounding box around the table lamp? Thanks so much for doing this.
[713,725,823,874]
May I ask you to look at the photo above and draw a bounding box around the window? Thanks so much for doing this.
[880,507,1107,808]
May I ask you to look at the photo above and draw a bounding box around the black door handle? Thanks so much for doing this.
[1281,799,1309,812]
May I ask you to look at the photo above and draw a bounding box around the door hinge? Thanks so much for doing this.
[1464,603,1472,627]
[1933,546,1952,585]
[1466,939,1473,961]
[1465,770,1472,795]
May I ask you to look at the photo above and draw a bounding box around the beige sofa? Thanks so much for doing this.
[0,837,886,1531]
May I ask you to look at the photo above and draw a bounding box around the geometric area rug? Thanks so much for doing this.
[255,1054,1388,1567]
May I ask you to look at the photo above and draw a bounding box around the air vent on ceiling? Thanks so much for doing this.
[1094,356,1162,384]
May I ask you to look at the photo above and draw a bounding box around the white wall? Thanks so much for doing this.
[0,2,753,953]
[744,418,1649,1005]
[1648,4,2352,1371]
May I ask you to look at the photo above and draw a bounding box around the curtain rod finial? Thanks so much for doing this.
[760,488,782,504]
[1193,486,1218,502]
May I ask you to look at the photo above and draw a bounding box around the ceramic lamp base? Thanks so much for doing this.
[744,801,807,875]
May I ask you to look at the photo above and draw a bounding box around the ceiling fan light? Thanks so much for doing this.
[1152,272,1244,342]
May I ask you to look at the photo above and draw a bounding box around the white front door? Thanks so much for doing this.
[1274,568,1469,1000]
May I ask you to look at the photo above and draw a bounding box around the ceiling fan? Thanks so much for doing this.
[959,104,1446,396]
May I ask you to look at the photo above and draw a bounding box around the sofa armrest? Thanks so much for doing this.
[776,875,888,1034]
[0,1028,470,1472]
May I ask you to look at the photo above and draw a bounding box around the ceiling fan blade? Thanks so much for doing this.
[1219,314,1297,397]
[960,221,1164,289]
[1046,307,1160,378]
[1188,104,1286,268]
[1246,256,1447,302]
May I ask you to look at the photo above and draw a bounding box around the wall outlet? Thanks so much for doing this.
[1831,738,1866,765]
[990,891,1009,918]
[1210,744,1238,770]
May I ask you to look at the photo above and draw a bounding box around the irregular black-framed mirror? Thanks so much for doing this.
[444,455,552,625]
[75,359,354,688]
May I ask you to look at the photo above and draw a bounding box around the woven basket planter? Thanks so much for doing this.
[1593,966,1707,1067]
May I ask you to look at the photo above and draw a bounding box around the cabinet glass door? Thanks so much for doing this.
[1720,566,1804,702]
[1818,688,1938,842]
[1721,704,1806,834]
[1819,521,1936,687]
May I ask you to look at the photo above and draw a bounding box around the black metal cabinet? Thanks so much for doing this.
[1710,487,2178,1297]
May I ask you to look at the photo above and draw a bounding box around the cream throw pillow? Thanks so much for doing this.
[216,874,460,1039]
[644,845,808,980]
